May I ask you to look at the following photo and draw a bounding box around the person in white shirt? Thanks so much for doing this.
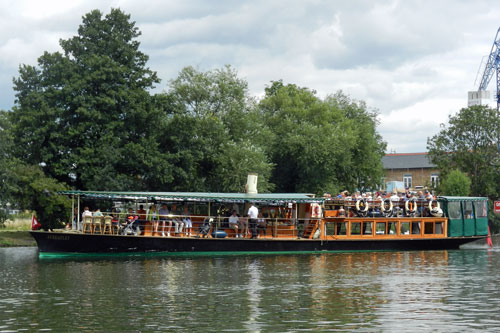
[247,202,259,239]
[81,206,92,231]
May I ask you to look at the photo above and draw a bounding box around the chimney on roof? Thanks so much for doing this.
[245,173,258,194]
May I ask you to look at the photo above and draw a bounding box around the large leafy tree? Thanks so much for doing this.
[163,66,274,192]
[258,81,386,195]
[10,8,169,191]
[427,105,500,198]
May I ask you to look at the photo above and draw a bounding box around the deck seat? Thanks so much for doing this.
[103,216,112,234]
[82,216,93,233]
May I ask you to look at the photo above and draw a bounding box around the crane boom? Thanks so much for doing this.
[478,27,500,110]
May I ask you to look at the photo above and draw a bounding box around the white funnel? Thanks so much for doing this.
[246,173,258,194]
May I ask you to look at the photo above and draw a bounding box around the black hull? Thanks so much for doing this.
[30,231,483,254]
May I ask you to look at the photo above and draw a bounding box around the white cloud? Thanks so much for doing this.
[1,0,499,153]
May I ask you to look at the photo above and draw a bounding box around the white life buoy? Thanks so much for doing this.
[380,198,393,212]
[356,199,369,212]
[428,199,440,211]
[405,197,418,213]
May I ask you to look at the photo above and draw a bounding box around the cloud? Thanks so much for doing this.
[1,0,500,152]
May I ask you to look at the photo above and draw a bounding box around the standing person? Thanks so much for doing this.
[247,202,259,239]
[72,207,78,231]
[135,205,147,235]
[148,204,159,235]
[158,204,171,237]
[182,206,192,237]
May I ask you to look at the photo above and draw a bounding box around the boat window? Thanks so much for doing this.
[326,222,347,236]
[463,201,473,219]
[400,222,410,235]
[325,222,335,235]
[336,222,347,235]
[376,222,386,235]
[363,222,373,235]
[474,201,487,218]
[447,202,462,219]
[351,222,361,235]
[411,222,421,235]
[435,222,444,234]
[424,222,434,234]
[388,222,397,235]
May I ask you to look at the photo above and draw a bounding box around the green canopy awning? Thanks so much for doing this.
[58,190,323,204]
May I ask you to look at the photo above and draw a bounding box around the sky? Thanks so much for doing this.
[1,0,499,153]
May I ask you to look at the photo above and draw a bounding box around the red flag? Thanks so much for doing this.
[31,215,41,230]
[487,226,493,248]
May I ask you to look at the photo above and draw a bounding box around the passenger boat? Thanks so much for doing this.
[29,187,489,254]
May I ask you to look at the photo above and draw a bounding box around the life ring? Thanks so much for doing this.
[311,203,321,218]
[380,198,393,212]
[428,199,440,211]
[356,199,369,212]
[405,197,418,213]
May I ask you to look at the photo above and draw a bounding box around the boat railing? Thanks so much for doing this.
[77,211,322,239]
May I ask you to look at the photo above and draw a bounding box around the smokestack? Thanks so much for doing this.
[245,173,258,194]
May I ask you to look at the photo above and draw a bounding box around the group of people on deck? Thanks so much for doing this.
[332,188,435,202]
[76,204,193,236]
[228,202,266,238]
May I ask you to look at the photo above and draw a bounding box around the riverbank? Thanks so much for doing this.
[0,231,36,247]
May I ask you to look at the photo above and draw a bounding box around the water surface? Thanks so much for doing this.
[1,247,499,331]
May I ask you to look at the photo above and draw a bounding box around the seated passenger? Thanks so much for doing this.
[228,210,240,237]
[170,204,184,236]
[257,212,267,238]
[158,204,171,237]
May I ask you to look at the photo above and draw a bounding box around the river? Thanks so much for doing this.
[1,247,499,332]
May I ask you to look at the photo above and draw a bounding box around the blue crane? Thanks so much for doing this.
[478,27,500,110]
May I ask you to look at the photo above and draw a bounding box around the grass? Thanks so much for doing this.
[0,217,36,247]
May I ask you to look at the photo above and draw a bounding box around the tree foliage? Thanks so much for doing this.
[439,169,471,196]
[5,8,389,224]
[10,8,167,191]
[162,66,274,193]
[258,81,386,194]
[427,105,500,198]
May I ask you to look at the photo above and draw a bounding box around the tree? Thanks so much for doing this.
[439,169,471,196]
[258,81,386,195]
[163,66,274,192]
[427,105,500,198]
[10,8,169,191]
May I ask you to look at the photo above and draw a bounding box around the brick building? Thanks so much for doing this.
[382,153,439,190]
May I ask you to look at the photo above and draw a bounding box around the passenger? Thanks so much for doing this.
[338,206,346,217]
[257,212,267,238]
[417,191,425,216]
[148,204,159,235]
[232,203,240,216]
[239,215,248,238]
[81,206,92,231]
[158,204,171,237]
[135,205,147,235]
[248,202,259,239]
[228,210,240,237]
[170,204,183,236]
[93,208,103,217]
[126,208,140,235]
[182,206,193,237]
[111,208,120,232]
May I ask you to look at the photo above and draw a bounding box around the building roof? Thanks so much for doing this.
[382,153,436,169]
[58,190,322,203]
